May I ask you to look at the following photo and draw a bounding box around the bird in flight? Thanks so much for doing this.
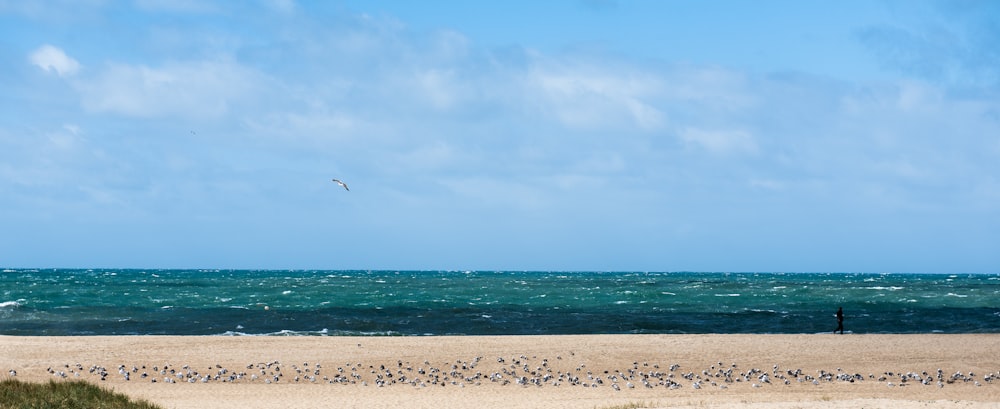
[331,179,349,191]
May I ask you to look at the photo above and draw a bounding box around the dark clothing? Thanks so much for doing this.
[835,307,844,334]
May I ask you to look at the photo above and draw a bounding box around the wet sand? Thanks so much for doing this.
[2,334,999,408]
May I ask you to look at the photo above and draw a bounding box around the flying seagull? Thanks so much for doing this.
[331,178,349,191]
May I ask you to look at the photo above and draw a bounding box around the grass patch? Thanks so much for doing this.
[0,378,163,409]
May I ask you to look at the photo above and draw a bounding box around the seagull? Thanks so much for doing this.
[331,179,349,191]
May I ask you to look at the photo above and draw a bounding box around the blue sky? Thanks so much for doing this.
[1,1,998,272]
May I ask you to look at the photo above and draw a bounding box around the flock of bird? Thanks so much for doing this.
[9,355,998,391]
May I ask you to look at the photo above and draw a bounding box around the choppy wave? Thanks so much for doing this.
[1,269,998,335]
[218,329,403,336]
[0,300,21,308]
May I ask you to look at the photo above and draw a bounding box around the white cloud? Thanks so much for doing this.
[47,124,85,150]
[4,2,1000,271]
[748,178,785,191]
[76,59,261,119]
[440,176,550,211]
[663,65,755,110]
[384,141,464,173]
[241,110,361,146]
[133,0,217,13]
[857,3,1000,88]
[529,60,665,130]
[894,80,944,112]
[679,127,758,155]
[429,29,471,61]
[0,123,105,193]
[263,0,296,14]
[415,68,462,110]
[29,44,81,77]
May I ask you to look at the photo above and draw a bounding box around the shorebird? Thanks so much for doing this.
[332,179,349,191]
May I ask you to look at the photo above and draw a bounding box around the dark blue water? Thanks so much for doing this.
[1,269,998,335]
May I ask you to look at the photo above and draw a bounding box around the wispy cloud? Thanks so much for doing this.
[3,1,999,270]
[29,44,80,77]
[679,127,757,155]
[75,59,262,118]
[528,58,666,130]
[133,0,218,13]
[857,1,1000,88]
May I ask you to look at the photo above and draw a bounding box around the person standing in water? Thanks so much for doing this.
[835,307,844,334]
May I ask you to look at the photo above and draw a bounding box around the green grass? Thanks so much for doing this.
[0,378,163,409]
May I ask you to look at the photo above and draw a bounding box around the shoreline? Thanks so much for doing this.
[3,334,999,408]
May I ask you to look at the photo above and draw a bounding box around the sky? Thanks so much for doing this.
[1,1,998,272]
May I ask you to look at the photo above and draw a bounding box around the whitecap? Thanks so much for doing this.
[282,290,293,295]
[714,293,740,297]
[945,293,968,298]
[0,300,21,308]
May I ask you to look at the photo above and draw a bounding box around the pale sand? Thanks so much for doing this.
[2,334,999,409]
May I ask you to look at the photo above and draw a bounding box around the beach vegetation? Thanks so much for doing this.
[0,378,163,409]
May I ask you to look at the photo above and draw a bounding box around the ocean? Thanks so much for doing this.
[1,269,998,336]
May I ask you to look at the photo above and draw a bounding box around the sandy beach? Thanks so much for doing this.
[2,334,998,408]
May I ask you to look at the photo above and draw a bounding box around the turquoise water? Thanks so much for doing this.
[1,269,998,335]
